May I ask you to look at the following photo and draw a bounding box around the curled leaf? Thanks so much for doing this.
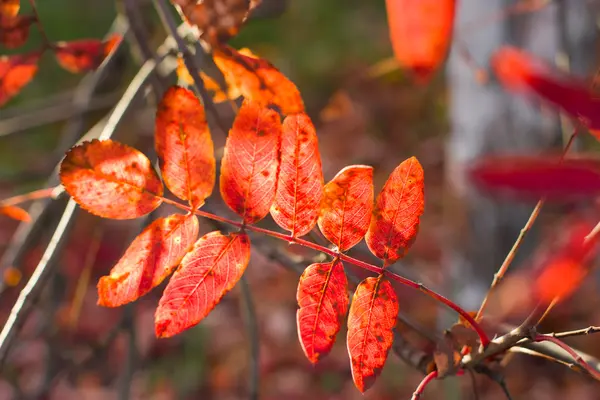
[366,157,425,265]
[54,34,122,73]
[492,46,600,130]
[297,260,349,364]
[318,165,373,251]
[0,51,39,106]
[347,275,398,393]
[98,214,199,307]
[220,101,281,224]
[178,0,251,45]
[0,14,33,48]
[386,0,456,82]
[60,139,163,219]
[155,231,251,338]
[470,154,600,200]
[155,86,215,208]
[271,113,323,237]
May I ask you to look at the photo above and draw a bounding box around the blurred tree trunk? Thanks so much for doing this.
[444,0,598,309]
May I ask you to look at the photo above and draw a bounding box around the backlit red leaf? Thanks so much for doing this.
[97,214,199,307]
[0,14,33,48]
[0,51,39,106]
[347,274,398,393]
[210,45,305,115]
[155,86,215,208]
[366,157,424,265]
[492,46,600,130]
[470,154,600,200]
[155,231,251,338]
[0,205,30,222]
[220,101,281,224]
[533,219,599,303]
[318,165,373,251]
[296,260,349,364]
[54,34,122,73]
[60,139,163,219]
[0,0,18,18]
[386,0,456,82]
[270,113,323,237]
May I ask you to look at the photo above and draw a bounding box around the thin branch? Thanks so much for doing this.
[411,371,438,400]
[27,0,52,48]
[534,334,600,380]
[118,305,137,400]
[0,187,60,207]
[239,276,259,400]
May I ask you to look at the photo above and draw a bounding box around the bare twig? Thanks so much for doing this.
[411,371,438,400]
[118,305,137,400]
[534,334,600,380]
[239,276,259,400]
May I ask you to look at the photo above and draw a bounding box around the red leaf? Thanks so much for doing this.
[155,86,215,208]
[270,113,324,237]
[0,0,19,18]
[220,101,281,224]
[385,0,456,82]
[492,46,600,130]
[54,34,122,74]
[178,0,251,45]
[347,274,398,393]
[155,231,251,338]
[318,165,374,251]
[296,260,349,364]
[97,214,199,307]
[0,51,39,106]
[0,14,33,48]
[469,154,600,200]
[210,45,305,115]
[60,139,163,219]
[366,157,425,265]
[0,205,30,222]
[533,219,599,303]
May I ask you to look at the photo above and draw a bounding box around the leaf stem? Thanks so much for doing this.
[0,186,61,208]
[535,334,600,381]
[160,196,491,347]
[27,0,53,49]
[411,370,438,400]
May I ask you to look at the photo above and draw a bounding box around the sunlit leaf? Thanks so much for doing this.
[533,219,599,303]
[318,165,373,251]
[98,214,199,307]
[155,231,251,338]
[204,45,304,115]
[297,260,349,364]
[347,274,398,393]
[0,14,33,48]
[270,113,323,237]
[366,157,425,265]
[0,205,30,222]
[155,86,215,208]
[0,51,39,106]
[385,0,456,82]
[60,139,163,219]
[470,154,600,200]
[220,100,281,224]
[54,34,122,73]
[493,46,600,130]
[0,0,19,18]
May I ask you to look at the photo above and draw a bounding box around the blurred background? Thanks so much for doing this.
[3,0,600,398]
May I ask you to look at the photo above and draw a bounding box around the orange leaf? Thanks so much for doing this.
[176,57,232,103]
[209,45,305,115]
[366,157,425,265]
[469,154,600,200]
[155,231,251,338]
[60,139,163,219]
[270,113,323,237]
[220,101,281,224]
[54,34,122,74]
[297,260,349,364]
[492,46,600,130]
[0,14,33,48]
[318,165,373,251]
[533,219,599,303]
[385,0,456,82]
[0,0,18,18]
[180,0,251,45]
[0,205,30,222]
[155,86,215,208]
[0,51,39,106]
[347,274,398,393]
[97,214,199,307]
